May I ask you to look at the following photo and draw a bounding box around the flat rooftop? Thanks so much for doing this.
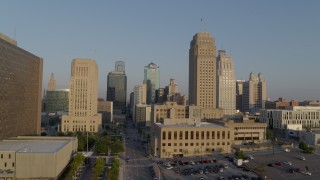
[156,122,226,128]
[0,140,69,153]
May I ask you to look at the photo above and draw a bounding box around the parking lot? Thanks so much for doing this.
[246,148,320,180]
[159,156,258,180]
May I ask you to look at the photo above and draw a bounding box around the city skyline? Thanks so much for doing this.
[1,1,320,101]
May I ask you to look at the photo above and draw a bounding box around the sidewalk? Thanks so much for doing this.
[119,158,124,180]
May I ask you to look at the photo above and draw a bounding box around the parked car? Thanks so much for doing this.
[275,162,284,166]
[298,156,306,160]
[284,148,291,152]
[246,155,254,159]
[284,161,292,166]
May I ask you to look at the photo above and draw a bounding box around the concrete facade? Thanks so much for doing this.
[216,50,236,116]
[97,99,113,124]
[260,106,320,129]
[0,34,43,141]
[299,130,320,146]
[189,32,216,108]
[152,118,233,158]
[242,73,267,114]
[133,84,147,123]
[135,104,151,128]
[61,59,102,132]
[0,136,77,180]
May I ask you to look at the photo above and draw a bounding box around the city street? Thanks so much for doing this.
[123,118,154,180]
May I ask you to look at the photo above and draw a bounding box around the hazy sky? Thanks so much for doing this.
[1,0,320,101]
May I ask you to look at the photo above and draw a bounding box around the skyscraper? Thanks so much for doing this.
[144,62,160,104]
[47,73,56,91]
[189,32,217,108]
[236,80,245,112]
[133,83,147,122]
[242,72,267,114]
[61,59,101,132]
[107,61,127,114]
[0,34,43,140]
[216,50,236,116]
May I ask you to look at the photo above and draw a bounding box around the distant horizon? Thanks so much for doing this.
[2,0,319,101]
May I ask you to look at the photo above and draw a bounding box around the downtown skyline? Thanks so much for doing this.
[1,0,320,101]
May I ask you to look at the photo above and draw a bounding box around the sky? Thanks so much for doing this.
[1,0,320,101]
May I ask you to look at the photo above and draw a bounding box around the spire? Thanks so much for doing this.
[47,73,56,91]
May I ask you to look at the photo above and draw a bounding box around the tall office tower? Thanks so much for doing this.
[242,72,267,114]
[106,61,127,114]
[144,62,160,104]
[236,80,245,112]
[216,50,236,116]
[167,78,179,100]
[155,88,165,104]
[61,59,101,132]
[0,34,43,140]
[189,32,216,108]
[133,84,147,122]
[47,73,56,91]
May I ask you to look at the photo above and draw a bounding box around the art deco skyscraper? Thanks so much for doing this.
[61,59,101,132]
[189,32,216,108]
[0,34,43,140]
[107,61,127,114]
[216,50,236,116]
[47,73,56,91]
[144,62,160,104]
[242,72,267,114]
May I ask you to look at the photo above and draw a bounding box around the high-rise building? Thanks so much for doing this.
[61,59,101,132]
[144,62,160,104]
[46,89,69,113]
[133,84,147,122]
[216,50,236,116]
[0,34,43,140]
[167,78,179,98]
[47,73,56,91]
[242,72,267,114]
[106,61,127,114]
[236,80,245,112]
[189,32,216,108]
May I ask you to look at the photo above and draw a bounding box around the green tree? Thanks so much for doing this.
[266,129,273,140]
[299,142,308,150]
[303,146,315,154]
[95,136,110,155]
[107,156,120,180]
[93,158,105,180]
[110,139,124,154]
[234,150,246,159]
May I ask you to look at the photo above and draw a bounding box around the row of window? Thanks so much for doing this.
[0,154,11,159]
[2,162,14,168]
[162,130,230,140]
[162,142,229,147]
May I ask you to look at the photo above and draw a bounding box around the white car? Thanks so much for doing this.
[301,171,311,175]
[164,162,171,167]
[166,166,173,170]
[298,156,306,160]
[189,161,195,165]
[284,161,292,166]
[284,148,291,152]
[247,155,254,159]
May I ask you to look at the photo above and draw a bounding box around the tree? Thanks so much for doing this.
[234,150,246,159]
[93,158,105,180]
[110,139,124,154]
[299,142,308,150]
[107,156,120,180]
[266,129,273,140]
[303,146,315,154]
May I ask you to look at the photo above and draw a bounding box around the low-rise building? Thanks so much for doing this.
[152,118,233,158]
[260,106,320,129]
[0,136,77,180]
[299,130,320,146]
[265,97,299,109]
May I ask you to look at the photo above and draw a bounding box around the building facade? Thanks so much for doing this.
[0,34,43,140]
[0,136,77,180]
[133,84,147,122]
[189,32,216,108]
[216,50,236,116]
[47,73,56,91]
[144,62,160,104]
[61,59,101,132]
[236,80,245,112]
[265,97,299,109]
[242,72,267,114]
[260,106,320,129]
[107,61,127,114]
[97,99,113,124]
[135,104,151,128]
[45,89,69,113]
[152,118,233,158]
